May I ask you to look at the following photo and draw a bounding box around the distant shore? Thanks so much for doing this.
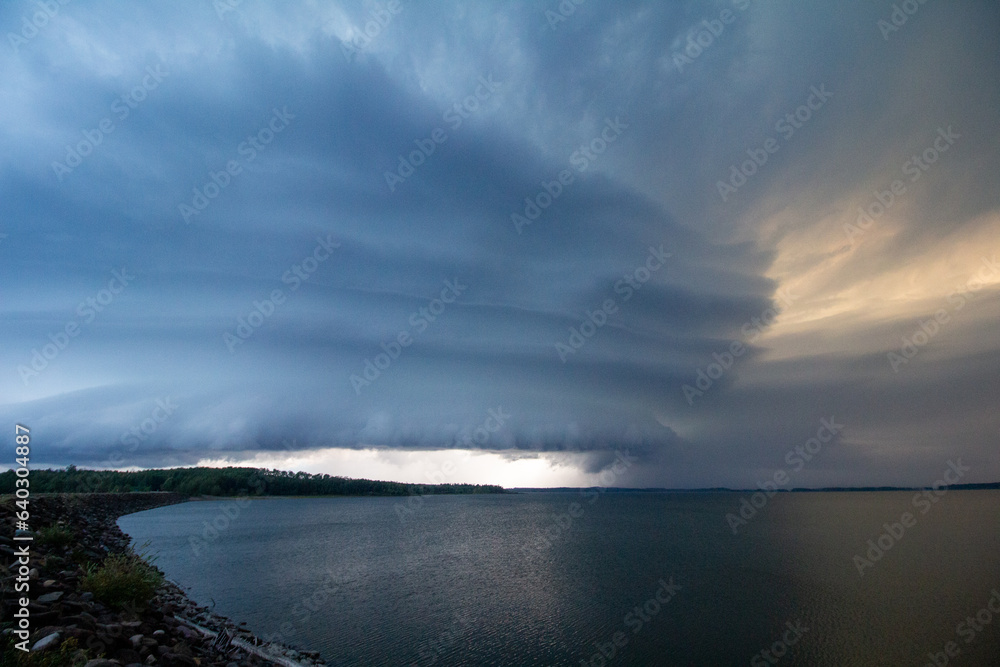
[0,466,506,498]
[510,482,1000,492]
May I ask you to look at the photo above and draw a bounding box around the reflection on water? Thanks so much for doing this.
[119,491,1000,666]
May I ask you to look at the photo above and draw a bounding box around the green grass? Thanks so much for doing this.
[0,636,91,666]
[80,550,164,611]
[36,524,74,548]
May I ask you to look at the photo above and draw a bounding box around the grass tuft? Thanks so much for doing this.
[36,524,74,548]
[0,636,90,667]
[80,550,163,610]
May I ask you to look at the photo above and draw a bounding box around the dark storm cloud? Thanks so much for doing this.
[1,0,998,486]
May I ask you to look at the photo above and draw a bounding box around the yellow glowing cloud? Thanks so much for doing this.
[754,194,1000,351]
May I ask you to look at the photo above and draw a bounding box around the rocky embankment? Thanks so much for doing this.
[0,493,326,666]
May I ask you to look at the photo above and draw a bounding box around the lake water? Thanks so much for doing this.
[118,491,1000,666]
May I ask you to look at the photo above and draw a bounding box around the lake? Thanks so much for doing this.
[119,491,1000,666]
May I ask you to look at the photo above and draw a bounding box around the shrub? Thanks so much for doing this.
[80,551,163,610]
[37,524,74,548]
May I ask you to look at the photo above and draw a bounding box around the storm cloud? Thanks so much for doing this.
[1,0,998,487]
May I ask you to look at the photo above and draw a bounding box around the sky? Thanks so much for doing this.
[1,0,999,488]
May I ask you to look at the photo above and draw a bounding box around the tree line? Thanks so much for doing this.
[0,466,505,497]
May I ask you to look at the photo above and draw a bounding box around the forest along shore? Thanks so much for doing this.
[0,492,327,666]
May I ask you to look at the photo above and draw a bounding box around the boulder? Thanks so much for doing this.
[31,631,61,652]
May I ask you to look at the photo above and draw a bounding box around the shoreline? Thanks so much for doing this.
[0,492,326,666]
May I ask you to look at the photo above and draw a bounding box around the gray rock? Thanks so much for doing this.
[37,591,63,603]
[31,632,61,652]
